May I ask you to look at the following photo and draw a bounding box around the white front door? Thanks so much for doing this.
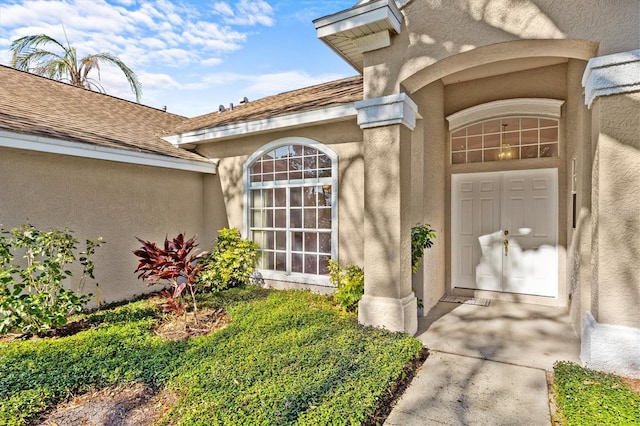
[451,169,558,297]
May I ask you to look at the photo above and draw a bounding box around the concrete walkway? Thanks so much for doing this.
[385,300,581,425]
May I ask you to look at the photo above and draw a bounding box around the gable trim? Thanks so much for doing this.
[164,103,357,146]
[0,130,217,174]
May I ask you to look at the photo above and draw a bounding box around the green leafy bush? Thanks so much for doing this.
[411,224,436,273]
[197,228,258,291]
[0,224,103,335]
[553,361,640,425]
[328,259,364,312]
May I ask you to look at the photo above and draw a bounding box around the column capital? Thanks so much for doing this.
[355,93,418,130]
[582,49,640,108]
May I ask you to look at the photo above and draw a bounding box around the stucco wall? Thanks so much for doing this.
[0,147,224,305]
[195,120,365,288]
[592,92,640,328]
[363,0,638,97]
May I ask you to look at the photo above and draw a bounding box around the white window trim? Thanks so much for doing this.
[243,137,339,286]
[446,98,564,132]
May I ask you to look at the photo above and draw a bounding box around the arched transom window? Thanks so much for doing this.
[446,98,564,165]
[244,139,337,284]
[450,116,559,164]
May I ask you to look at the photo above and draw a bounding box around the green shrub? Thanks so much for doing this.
[0,224,103,335]
[197,228,258,291]
[411,224,436,273]
[554,361,640,425]
[328,259,364,312]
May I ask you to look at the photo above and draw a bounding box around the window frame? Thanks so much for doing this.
[243,137,339,286]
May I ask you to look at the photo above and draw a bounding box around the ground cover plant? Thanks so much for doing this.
[553,361,640,425]
[0,287,423,425]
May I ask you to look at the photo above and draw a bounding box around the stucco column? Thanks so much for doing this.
[581,49,640,378]
[355,93,419,334]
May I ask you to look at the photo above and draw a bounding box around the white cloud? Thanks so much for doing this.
[213,0,274,26]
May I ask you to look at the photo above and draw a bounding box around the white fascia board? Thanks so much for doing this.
[582,49,640,108]
[165,103,357,146]
[314,0,402,38]
[0,130,217,174]
[446,98,565,131]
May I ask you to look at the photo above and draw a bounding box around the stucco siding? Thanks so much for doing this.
[363,0,638,98]
[0,147,221,305]
[593,92,640,328]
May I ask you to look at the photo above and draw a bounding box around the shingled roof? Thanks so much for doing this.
[0,65,206,162]
[171,75,363,135]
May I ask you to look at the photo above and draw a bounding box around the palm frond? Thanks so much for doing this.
[82,53,142,102]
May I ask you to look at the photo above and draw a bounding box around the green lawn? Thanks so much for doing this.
[0,287,423,425]
[553,361,640,425]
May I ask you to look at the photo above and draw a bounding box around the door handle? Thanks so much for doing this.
[503,239,509,256]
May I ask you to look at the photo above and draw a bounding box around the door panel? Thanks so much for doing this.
[451,169,558,297]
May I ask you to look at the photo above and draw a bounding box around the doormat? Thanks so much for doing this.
[439,295,491,306]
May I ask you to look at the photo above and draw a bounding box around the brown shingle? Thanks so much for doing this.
[171,75,363,135]
[0,65,206,162]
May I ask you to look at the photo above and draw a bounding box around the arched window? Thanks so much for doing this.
[244,138,338,284]
[446,98,564,165]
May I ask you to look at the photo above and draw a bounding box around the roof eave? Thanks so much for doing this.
[313,0,403,73]
[0,129,217,174]
[165,103,358,146]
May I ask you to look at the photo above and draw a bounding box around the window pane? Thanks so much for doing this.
[290,208,302,228]
[521,118,538,129]
[304,254,317,274]
[304,209,317,228]
[540,127,558,143]
[318,208,331,229]
[292,232,303,251]
[484,133,500,148]
[521,130,538,145]
[251,190,264,208]
[304,187,317,206]
[305,232,317,252]
[264,251,274,269]
[483,119,501,134]
[468,151,483,163]
[321,186,332,206]
[275,209,286,228]
[319,256,330,275]
[540,143,558,158]
[503,131,519,146]
[451,138,466,151]
[276,231,286,250]
[265,232,274,249]
[318,233,331,253]
[276,252,287,271]
[252,231,264,248]
[484,149,500,162]
[318,154,331,169]
[265,209,273,228]
[468,123,483,135]
[468,136,482,150]
[275,188,286,207]
[292,253,303,273]
[521,145,538,159]
[502,117,520,131]
[452,152,466,164]
[252,210,264,227]
[290,187,302,207]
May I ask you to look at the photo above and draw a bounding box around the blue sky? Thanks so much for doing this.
[0,0,357,117]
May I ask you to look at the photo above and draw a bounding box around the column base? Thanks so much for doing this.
[358,293,418,335]
[581,312,640,378]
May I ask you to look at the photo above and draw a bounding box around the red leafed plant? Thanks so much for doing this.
[134,234,207,322]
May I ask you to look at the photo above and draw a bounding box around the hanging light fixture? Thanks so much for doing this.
[498,122,512,160]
